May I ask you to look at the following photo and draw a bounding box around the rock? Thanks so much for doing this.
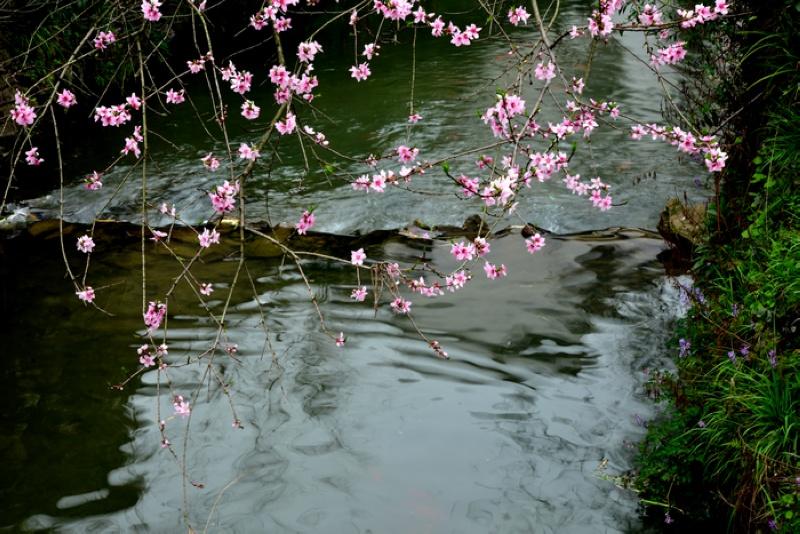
[658,198,707,247]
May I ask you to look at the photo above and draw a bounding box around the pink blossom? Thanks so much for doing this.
[390,297,412,314]
[209,180,239,213]
[458,175,479,197]
[160,203,176,217]
[94,104,132,127]
[165,88,185,104]
[142,0,163,22]
[241,100,260,119]
[269,65,290,87]
[173,395,191,417]
[198,228,221,248]
[430,16,445,37]
[84,171,103,190]
[274,16,292,32]
[451,241,476,261]
[276,112,296,135]
[144,301,167,331]
[363,43,379,60]
[483,261,507,279]
[535,61,557,82]
[715,0,729,15]
[150,230,168,241]
[230,71,253,94]
[569,25,583,39]
[473,237,490,257]
[77,234,95,253]
[396,145,419,163]
[408,113,422,123]
[351,248,366,266]
[199,283,214,296]
[93,31,116,50]
[76,286,95,303]
[25,147,43,166]
[297,41,322,63]
[187,59,205,73]
[56,89,77,108]
[508,6,530,26]
[10,91,36,126]
[350,63,372,82]
[202,153,220,171]
[126,93,142,110]
[445,270,470,292]
[450,30,471,47]
[351,286,368,302]
[295,210,315,235]
[138,344,155,367]
[335,332,345,347]
[525,233,546,253]
[238,143,260,160]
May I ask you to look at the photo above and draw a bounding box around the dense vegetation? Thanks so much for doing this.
[636,1,800,531]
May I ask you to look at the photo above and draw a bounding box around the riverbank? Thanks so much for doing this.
[635,2,800,531]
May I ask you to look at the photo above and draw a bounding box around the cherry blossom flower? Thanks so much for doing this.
[451,241,476,261]
[508,6,530,26]
[229,70,253,94]
[351,248,366,266]
[390,297,412,314]
[297,41,322,63]
[408,113,422,123]
[209,180,239,213]
[276,112,297,135]
[25,147,43,166]
[77,234,95,253]
[150,230,168,242]
[483,262,507,279]
[84,171,103,190]
[165,88,185,104]
[238,143,260,160]
[350,63,371,82]
[126,93,142,110]
[535,61,557,82]
[396,145,419,163]
[144,301,167,331]
[525,233,546,253]
[93,31,116,50]
[202,153,220,171]
[94,104,132,127]
[56,89,77,108]
[351,286,368,302]
[142,0,163,22]
[363,43,379,60]
[173,395,191,417]
[274,16,291,32]
[76,287,95,303]
[138,344,155,367]
[295,210,315,235]
[335,332,345,347]
[198,228,221,248]
[199,283,214,296]
[241,100,260,119]
[473,237,491,257]
[11,91,36,126]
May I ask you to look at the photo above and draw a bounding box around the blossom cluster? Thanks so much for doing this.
[249,0,298,32]
[630,123,728,172]
[209,181,240,214]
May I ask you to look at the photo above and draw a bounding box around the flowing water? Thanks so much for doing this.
[2,2,703,532]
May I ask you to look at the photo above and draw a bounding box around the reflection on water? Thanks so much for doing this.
[2,230,679,532]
